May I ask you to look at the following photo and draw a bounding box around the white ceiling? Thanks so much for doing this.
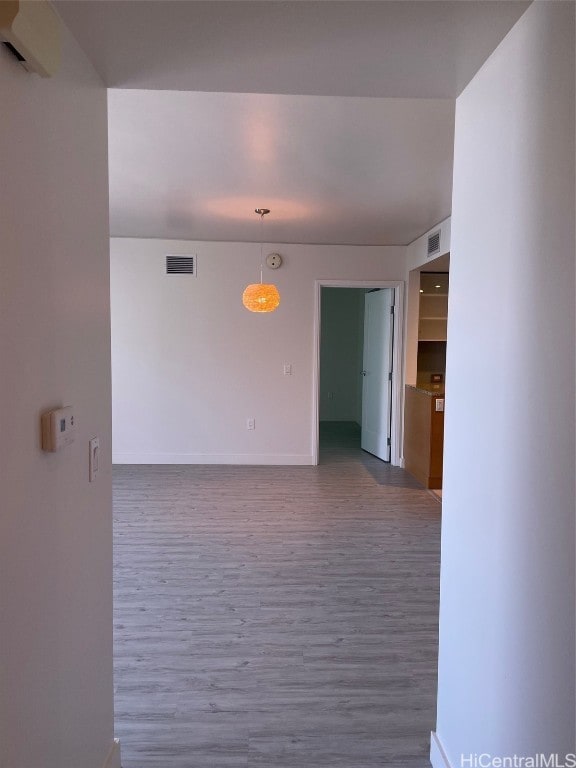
[56,0,530,245]
[56,1,529,98]
[108,90,455,244]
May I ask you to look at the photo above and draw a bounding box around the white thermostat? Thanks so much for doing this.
[266,252,283,269]
[41,406,76,451]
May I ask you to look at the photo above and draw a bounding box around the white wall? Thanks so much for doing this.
[0,23,116,768]
[319,288,365,423]
[110,238,405,464]
[434,3,575,765]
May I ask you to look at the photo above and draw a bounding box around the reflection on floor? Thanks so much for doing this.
[113,421,441,767]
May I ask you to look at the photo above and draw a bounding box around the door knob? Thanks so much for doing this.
[361,370,367,376]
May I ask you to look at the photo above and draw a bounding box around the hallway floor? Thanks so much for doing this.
[113,422,441,767]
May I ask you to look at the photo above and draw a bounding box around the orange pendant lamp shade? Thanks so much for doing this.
[242,208,280,313]
[242,283,280,313]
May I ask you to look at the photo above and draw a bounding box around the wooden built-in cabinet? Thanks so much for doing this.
[404,385,444,489]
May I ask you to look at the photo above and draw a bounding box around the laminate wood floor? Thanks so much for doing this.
[113,422,441,768]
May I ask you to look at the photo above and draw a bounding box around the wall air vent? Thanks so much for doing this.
[166,255,196,275]
[427,230,441,258]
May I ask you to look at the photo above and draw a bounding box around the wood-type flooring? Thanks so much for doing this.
[113,422,441,767]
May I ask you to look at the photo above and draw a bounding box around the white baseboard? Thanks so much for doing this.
[430,731,453,768]
[113,452,315,466]
[102,739,121,768]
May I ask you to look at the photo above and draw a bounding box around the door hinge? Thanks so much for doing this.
[388,372,393,381]
[387,437,391,446]
[390,305,395,314]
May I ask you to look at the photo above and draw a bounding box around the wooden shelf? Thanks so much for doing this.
[418,318,447,341]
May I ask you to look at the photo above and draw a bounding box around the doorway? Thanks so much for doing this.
[312,280,404,466]
[403,254,449,490]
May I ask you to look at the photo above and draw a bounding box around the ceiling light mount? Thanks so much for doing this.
[255,208,270,217]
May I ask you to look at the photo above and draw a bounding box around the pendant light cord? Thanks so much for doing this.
[260,211,264,284]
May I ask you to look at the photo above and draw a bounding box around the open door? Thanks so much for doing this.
[361,288,394,461]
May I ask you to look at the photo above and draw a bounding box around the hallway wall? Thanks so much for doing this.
[0,22,115,768]
[434,2,575,764]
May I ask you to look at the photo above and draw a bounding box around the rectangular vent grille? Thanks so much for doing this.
[166,255,196,275]
[427,230,441,257]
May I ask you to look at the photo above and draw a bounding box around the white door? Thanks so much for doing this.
[361,289,394,461]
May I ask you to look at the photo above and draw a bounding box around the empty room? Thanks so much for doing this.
[1,3,574,768]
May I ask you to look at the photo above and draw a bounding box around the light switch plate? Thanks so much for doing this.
[89,437,99,481]
[435,398,445,412]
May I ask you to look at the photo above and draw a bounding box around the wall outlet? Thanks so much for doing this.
[246,418,255,430]
[283,363,292,375]
[435,399,445,412]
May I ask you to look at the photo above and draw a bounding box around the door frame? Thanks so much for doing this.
[312,279,405,466]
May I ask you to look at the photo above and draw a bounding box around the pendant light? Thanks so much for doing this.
[242,208,280,313]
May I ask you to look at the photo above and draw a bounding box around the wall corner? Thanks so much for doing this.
[102,739,121,768]
[430,731,453,768]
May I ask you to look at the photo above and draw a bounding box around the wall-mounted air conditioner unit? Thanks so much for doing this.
[0,0,60,77]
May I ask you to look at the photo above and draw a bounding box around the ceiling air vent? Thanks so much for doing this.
[427,230,441,258]
[166,254,196,275]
